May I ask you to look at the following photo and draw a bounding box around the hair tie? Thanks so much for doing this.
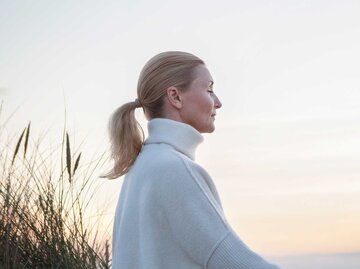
[134,98,142,108]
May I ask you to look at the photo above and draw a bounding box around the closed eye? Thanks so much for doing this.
[208,81,215,94]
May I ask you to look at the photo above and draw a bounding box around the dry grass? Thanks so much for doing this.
[0,111,111,268]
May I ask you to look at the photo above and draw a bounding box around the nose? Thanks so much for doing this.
[214,94,222,109]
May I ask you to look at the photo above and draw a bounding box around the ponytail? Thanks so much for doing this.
[103,100,144,179]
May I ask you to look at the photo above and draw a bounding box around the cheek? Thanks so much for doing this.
[183,92,213,117]
[201,96,214,112]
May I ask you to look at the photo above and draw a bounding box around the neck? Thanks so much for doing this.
[144,118,204,160]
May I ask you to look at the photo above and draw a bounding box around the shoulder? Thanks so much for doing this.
[135,144,229,228]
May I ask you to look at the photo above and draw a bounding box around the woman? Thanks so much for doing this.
[105,51,281,269]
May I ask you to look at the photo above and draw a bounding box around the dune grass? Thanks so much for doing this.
[0,116,111,268]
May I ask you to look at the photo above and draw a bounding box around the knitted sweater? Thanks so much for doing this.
[112,118,281,269]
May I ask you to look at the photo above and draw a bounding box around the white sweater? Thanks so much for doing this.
[112,118,281,269]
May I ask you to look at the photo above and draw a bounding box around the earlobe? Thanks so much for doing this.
[166,86,182,109]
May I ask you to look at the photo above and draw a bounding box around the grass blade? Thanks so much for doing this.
[11,128,25,165]
[66,132,72,182]
[73,152,81,176]
[24,121,31,158]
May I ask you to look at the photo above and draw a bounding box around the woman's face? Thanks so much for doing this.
[179,65,222,133]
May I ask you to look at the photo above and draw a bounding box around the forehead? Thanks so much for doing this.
[192,65,213,83]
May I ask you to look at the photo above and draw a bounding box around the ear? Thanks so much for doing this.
[166,86,183,109]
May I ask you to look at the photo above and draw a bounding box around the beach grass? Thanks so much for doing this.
[0,112,111,268]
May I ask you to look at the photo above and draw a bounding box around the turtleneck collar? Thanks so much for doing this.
[144,118,204,160]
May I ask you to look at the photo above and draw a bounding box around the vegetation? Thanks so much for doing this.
[0,108,111,268]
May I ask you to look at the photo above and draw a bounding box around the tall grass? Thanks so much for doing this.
[0,111,111,268]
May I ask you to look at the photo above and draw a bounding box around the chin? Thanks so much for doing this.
[200,125,215,133]
[208,127,216,133]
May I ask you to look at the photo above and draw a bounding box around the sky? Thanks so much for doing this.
[1,0,360,265]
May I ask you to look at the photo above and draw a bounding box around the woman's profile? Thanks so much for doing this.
[105,51,281,269]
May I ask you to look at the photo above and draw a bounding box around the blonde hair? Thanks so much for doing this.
[104,51,204,179]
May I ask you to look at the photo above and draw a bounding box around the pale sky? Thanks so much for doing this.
[1,0,360,259]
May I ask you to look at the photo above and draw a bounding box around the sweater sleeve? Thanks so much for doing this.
[151,151,281,269]
[207,230,281,269]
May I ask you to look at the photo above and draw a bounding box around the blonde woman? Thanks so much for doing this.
[105,51,281,269]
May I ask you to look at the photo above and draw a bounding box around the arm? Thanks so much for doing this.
[152,153,281,269]
[207,230,281,269]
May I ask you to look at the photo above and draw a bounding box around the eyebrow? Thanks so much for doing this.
[209,81,214,88]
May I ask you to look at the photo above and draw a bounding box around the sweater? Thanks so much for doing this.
[111,118,281,269]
